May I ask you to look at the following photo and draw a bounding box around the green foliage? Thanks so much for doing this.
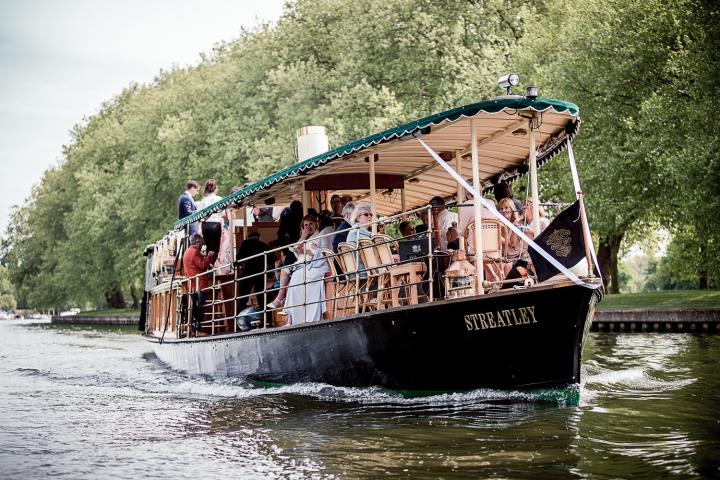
[0,265,16,311]
[3,0,718,307]
[514,0,720,291]
[645,229,719,290]
[1,0,527,309]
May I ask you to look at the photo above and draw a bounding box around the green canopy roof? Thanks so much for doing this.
[176,96,579,229]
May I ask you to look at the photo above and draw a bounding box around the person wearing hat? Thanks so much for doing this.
[429,196,458,251]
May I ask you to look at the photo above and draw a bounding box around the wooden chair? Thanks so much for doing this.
[337,242,373,312]
[358,238,392,310]
[321,248,350,318]
[465,220,506,281]
[372,234,427,307]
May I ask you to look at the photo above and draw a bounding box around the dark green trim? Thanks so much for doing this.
[176,96,579,228]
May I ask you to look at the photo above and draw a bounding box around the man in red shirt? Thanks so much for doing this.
[183,234,216,333]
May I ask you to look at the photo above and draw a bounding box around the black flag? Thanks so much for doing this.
[528,200,586,282]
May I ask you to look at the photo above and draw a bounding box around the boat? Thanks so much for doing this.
[141,75,603,391]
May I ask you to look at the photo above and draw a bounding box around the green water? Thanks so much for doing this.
[0,320,718,479]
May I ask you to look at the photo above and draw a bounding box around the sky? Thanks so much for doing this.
[0,0,285,235]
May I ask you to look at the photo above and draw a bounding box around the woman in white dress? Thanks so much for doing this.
[284,215,329,325]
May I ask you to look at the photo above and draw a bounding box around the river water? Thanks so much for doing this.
[0,319,718,479]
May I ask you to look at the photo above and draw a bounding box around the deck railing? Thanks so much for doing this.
[148,205,535,338]
[150,206,437,337]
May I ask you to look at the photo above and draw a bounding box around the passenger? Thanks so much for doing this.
[182,234,216,333]
[196,179,223,255]
[522,199,550,234]
[415,209,429,234]
[456,190,496,254]
[399,221,416,239]
[177,180,200,235]
[284,216,329,324]
[493,181,523,214]
[268,214,318,310]
[332,201,356,252]
[253,206,275,222]
[346,203,373,275]
[330,194,343,217]
[317,210,335,250]
[277,200,303,248]
[235,231,270,312]
[429,196,458,251]
[497,197,524,276]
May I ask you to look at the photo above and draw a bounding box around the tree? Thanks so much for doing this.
[2,0,530,309]
[0,265,16,311]
[515,0,719,292]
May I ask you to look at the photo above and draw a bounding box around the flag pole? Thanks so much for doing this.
[567,142,596,278]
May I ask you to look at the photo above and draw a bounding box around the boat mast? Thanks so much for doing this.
[470,117,485,295]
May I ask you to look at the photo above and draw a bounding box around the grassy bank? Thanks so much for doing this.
[74,308,138,317]
[598,290,720,312]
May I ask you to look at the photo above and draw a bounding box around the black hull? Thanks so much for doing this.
[148,282,601,391]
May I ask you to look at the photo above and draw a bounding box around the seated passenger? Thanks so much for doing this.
[332,201,356,252]
[268,214,318,310]
[415,209,429,234]
[284,215,328,324]
[346,203,373,276]
[398,221,416,239]
[498,197,524,276]
[522,199,550,235]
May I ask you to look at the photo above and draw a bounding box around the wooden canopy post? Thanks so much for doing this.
[455,150,463,205]
[301,182,309,215]
[369,154,377,234]
[470,118,485,295]
[401,187,406,212]
[529,116,540,235]
[241,204,248,239]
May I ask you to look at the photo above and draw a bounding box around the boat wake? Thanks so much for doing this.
[580,362,695,404]
[135,352,581,407]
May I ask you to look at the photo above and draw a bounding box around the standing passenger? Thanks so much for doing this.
[235,232,270,312]
[429,196,458,251]
[182,234,216,333]
[196,179,223,255]
[178,180,200,235]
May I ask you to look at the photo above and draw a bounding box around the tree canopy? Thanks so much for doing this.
[2,0,717,309]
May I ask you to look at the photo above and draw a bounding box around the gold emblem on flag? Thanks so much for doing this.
[546,229,572,257]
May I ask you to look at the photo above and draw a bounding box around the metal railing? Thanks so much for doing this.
[151,206,436,337]
[147,204,541,338]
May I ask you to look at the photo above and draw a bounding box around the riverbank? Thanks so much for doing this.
[597,290,720,311]
[52,309,138,326]
[49,290,720,330]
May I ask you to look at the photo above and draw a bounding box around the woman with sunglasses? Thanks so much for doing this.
[346,203,374,276]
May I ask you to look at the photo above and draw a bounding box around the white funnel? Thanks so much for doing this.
[297,126,329,163]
